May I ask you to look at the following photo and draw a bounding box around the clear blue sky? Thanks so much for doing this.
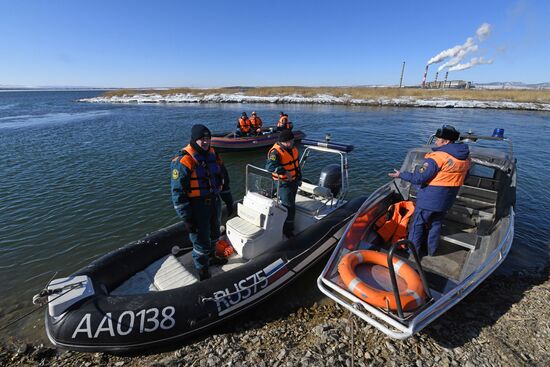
[1,0,548,87]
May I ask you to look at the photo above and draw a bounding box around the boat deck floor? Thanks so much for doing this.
[111,251,247,295]
[413,241,470,282]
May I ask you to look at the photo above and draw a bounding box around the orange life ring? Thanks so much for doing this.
[338,250,425,312]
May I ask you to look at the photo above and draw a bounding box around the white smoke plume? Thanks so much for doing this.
[427,23,493,72]
[427,37,475,65]
[437,40,478,71]
[448,57,493,72]
[476,23,491,41]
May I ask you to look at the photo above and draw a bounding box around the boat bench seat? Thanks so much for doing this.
[298,182,333,199]
[227,217,264,239]
[408,179,497,227]
[445,202,495,228]
[236,203,266,228]
[225,203,265,240]
[295,193,328,214]
[440,223,480,251]
[227,192,286,259]
[407,178,497,251]
[111,255,196,295]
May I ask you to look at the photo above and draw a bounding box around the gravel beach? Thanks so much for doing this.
[2,266,549,367]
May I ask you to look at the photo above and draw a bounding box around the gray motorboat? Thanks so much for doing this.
[317,128,516,339]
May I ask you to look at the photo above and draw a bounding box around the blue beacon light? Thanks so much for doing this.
[492,128,505,138]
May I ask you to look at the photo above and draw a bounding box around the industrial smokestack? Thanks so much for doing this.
[399,61,405,88]
[422,64,429,88]
[444,71,449,88]
[435,72,439,83]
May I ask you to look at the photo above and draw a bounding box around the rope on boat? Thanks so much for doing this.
[0,276,85,332]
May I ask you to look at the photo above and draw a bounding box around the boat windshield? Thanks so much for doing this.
[245,165,278,199]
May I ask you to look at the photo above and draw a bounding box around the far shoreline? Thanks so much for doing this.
[79,86,550,112]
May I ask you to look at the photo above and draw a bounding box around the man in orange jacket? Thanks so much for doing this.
[171,124,233,280]
[389,125,470,256]
[250,111,263,135]
[277,112,292,131]
[236,112,251,137]
[266,129,301,238]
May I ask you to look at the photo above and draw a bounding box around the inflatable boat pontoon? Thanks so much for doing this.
[211,129,306,151]
[39,139,364,352]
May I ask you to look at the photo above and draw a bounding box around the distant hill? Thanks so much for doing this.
[474,82,550,90]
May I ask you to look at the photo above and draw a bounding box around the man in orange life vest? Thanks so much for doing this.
[236,112,251,137]
[171,124,233,280]
[389,125,470,257]
[249,111,263,135]
[266,129,301,238]
[277,112,292,131]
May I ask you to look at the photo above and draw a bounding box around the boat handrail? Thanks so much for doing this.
[301,139,354,153]
[299,145,350,204]
[386,240,432,319]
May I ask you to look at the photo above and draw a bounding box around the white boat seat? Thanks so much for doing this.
[237,202,266,228]
[227,191,286,259]
[299,181,333,199]
[226,216,264,239]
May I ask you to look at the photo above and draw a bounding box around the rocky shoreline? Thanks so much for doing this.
[79,93,550,112]
[2,267,549,367]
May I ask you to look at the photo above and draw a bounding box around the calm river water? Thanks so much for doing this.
[1,91,549,341]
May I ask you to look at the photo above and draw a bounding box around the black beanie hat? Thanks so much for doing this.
[190,124,211,142]
[279,129,294,142]
[435,125,460,141]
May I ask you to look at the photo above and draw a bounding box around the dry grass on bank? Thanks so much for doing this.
[103,86,550,103]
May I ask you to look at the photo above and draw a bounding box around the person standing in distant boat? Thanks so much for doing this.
[388,125,470,257]
[170,124,232,281]
[277,112,293,131]
[266,129,301,238]
[236,112,251,137]
[249,111,263,135]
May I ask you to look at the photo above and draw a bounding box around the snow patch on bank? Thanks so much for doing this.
[79,92,550,111]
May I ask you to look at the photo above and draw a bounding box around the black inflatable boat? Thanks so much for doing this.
[40,139,365,352]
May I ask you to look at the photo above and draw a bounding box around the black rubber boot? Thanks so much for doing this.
[209,255,228,266]
[283,229,295,238]
[198,268,211,281]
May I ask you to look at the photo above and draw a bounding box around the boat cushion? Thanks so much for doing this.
[226,216,264,239]
[147,255,195,290]
[237,203,266,228]
[111,255,195,295]
[299,181,333,199]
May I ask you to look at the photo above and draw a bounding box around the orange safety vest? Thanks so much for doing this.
[374,201,415,244]
[239,117,251,133]
[277,115,291,129]
[176,144,223,198]
[425,151,470,187]
[268,143,300,181]
[250,116,262,130]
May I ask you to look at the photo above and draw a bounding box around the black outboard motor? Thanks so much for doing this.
[319,164,342,197]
